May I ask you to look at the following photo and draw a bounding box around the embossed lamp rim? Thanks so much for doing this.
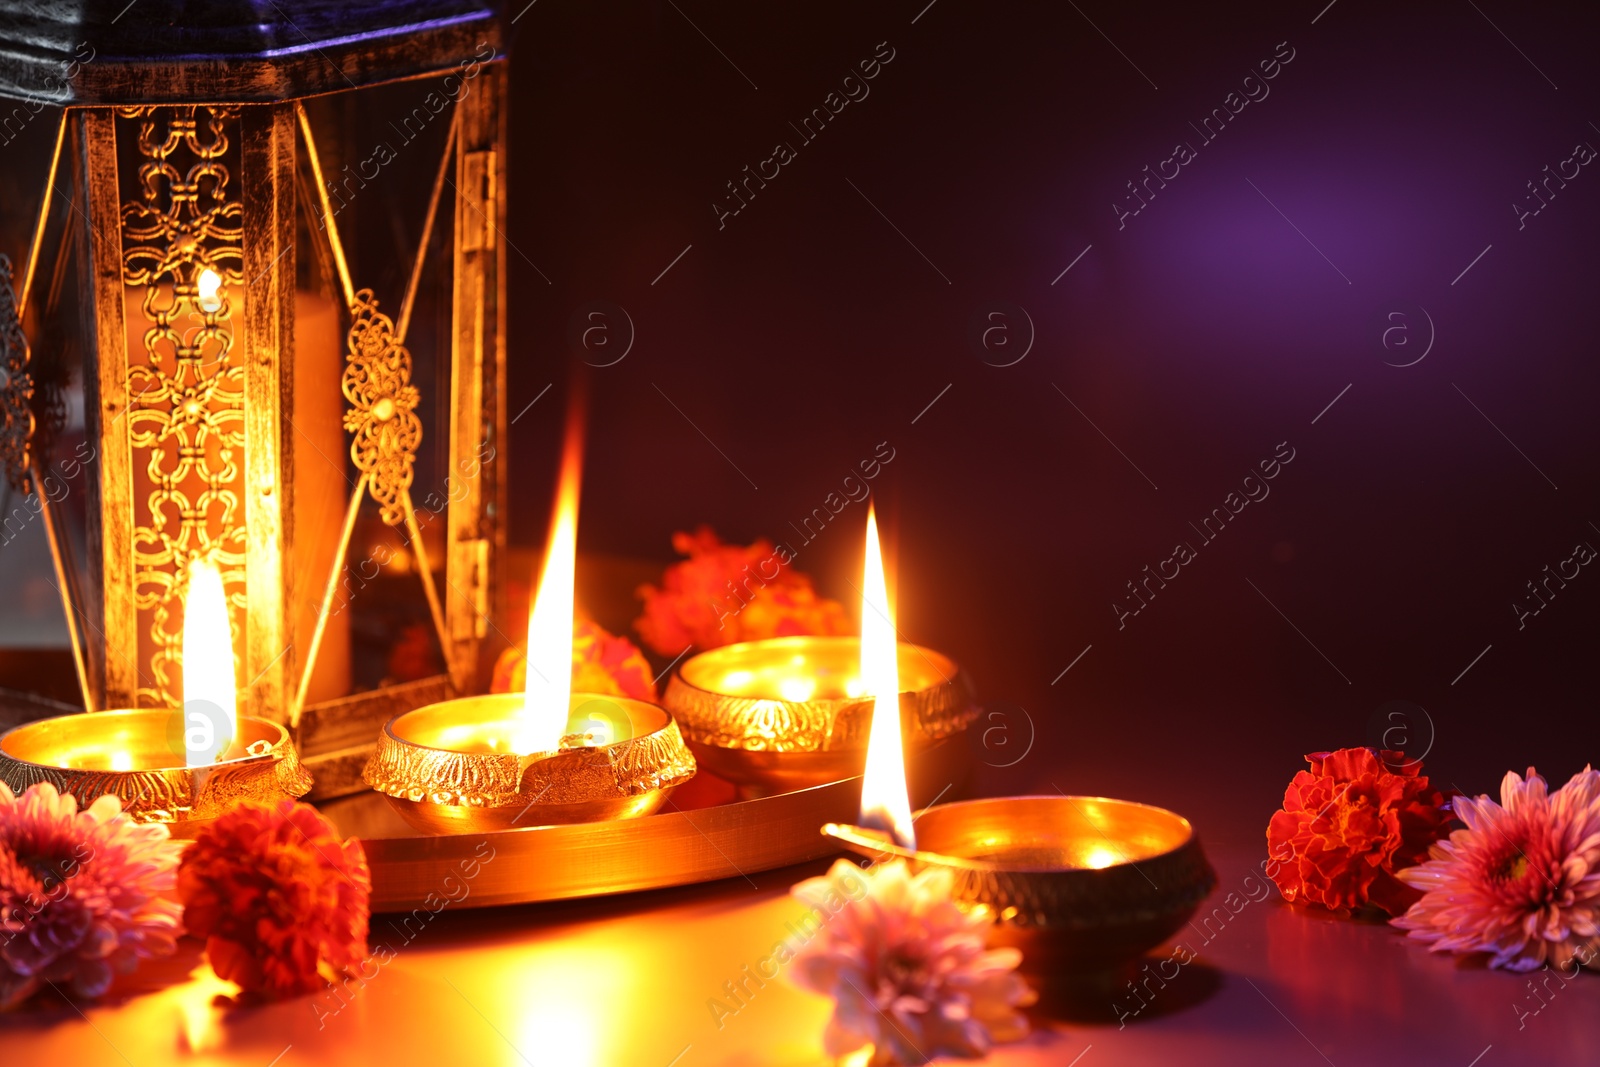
[362,692,698,832]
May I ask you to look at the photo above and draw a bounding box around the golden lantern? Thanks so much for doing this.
[0,3,509,794]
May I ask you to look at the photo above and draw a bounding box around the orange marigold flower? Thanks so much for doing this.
[491,618,658,703]
[633,526,851,655]
[1265,748,1452,915]
[178,800,370,998]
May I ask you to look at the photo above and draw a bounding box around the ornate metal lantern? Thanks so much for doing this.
[0,2,508,792]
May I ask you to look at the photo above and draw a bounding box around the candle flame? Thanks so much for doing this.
[196,268,223,314]
[858,505,915,850]
[512,419,583,754]
[182,555,237,767]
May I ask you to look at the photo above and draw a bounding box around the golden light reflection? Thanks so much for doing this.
[513,417,583,755]
[175,966,236,1053]
[110,751,133,771]
[183,554,237,767]
[508,938,634,1067]
[777,676,815,703]
[571,707,618,746]
[1084,845,1121,869]
[857,505,915,849]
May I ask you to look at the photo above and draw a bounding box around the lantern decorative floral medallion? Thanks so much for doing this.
[343,291,423,529]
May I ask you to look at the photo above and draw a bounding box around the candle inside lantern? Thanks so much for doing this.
[122,266,348,713]
[196,267,224,314]
[858,505,916,850]
[182,554,239,767]
[509,416,584,756]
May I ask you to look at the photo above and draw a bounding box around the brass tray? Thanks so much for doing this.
[323,777,859,913]
[322,736,971,913]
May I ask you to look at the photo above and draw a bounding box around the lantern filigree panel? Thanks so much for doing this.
[117,105,248,708]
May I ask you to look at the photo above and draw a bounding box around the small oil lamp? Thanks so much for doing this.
[0,556,311,836]
[663,509,978,793]
[822,515,1216,974]
[364,418,696,834]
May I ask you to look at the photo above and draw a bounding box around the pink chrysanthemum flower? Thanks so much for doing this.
[789,859,1035,1066]
[1392,766,1600,972]
[0,782,184,1009]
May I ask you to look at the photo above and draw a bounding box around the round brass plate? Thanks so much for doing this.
[322,775,869,912]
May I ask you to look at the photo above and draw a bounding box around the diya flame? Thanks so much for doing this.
[858,504,914,850]
[511,414,584,755]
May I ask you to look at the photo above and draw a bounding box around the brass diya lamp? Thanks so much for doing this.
[0,710,310,838]
[365,692,695,834]
[663,636,979,794]
[820,511,1216,974]
[364,417,695,833]
[824,797,1216,974]
[0,559,310,837]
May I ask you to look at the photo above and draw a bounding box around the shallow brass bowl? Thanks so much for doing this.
[826,795,1216,973]
[0,709,312,838]
[363,693,697,834]
[663,635,979,792]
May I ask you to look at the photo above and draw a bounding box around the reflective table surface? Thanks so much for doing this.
[2,797,1593,1067]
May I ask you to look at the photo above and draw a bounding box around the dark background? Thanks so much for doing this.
[0,5,1594,1063]
[0,0,1593,832]
[497,0,1600,830]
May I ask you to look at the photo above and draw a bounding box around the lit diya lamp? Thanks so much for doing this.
[0,555,312,837]
[364,416,696,834]
[663,510,979,794]
[822,515,1217,975]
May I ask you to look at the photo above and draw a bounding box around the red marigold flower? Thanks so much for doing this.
[633,526,851,655]
[1265,748,1452,915]
[491,617,658,702]
[178,800,370,998]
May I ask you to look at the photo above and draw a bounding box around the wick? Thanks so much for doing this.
[857,811,915,851]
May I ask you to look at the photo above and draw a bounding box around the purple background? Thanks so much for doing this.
[0,3,1597,1064]
[499,0,1600,820]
